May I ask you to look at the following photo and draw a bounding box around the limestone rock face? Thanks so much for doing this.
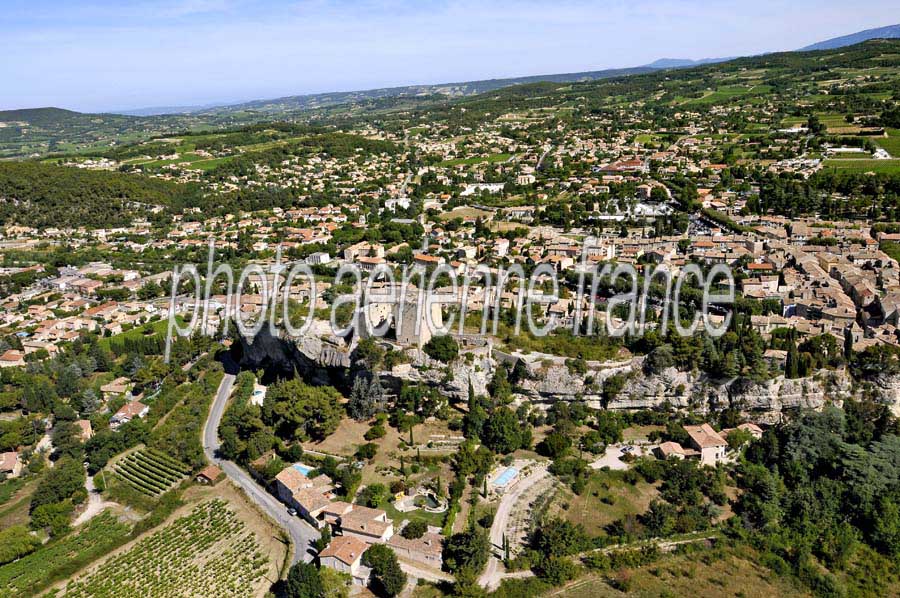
[237,328,859,423]
[869,373,900,416]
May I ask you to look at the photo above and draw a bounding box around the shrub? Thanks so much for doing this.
[423,335,459,363]
[401,520,428,539]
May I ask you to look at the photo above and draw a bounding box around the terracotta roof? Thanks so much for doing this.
[319,535,368,566]
[341,505,391,538]
[657,441,685,456]
[684,423,727,449]
[113,401,148,420]
[388,531,443,557]
[198,464,222,481]
[0,451,18,472]
[275,466,307,493]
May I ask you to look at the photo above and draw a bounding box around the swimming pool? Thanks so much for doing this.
[292,464,313,477]
[492,467,518,487]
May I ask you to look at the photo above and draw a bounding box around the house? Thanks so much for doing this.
[0,350,25,368]
[683,424,728,466]
[0,451,19,477]
[196,464,222,484]
[655,441,688,460]
[110,400,149,429]
[338,505,394,543]
[723,422,763,440]
[101,377,132,400]
[274,464,335,524]
[388,530,444,568]
[74,419,93,441]
[319,535,371,585]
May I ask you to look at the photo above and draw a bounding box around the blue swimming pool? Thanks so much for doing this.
[292,464,313,477]
[493,467,518,487]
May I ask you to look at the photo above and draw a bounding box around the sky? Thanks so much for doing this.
[2,0,897,113]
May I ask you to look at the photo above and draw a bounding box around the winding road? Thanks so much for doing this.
[478,466,549,590]
[203,373,319,565]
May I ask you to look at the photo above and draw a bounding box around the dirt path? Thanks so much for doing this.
[73,475,120,527]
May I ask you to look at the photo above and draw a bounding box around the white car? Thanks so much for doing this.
[287,508,297,516]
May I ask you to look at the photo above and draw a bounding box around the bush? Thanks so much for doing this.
[356,443,378,460]
[423,335,459,363]
[535,556,581,585]
[401,520,428,539]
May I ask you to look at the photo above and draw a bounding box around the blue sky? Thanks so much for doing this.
[2,0,897,112]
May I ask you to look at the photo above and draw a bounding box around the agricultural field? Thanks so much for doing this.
[822,159,900,174]
[0,511,131,598]
[112,448,189,497]
[876,129,900,157]
[56,499,271,598]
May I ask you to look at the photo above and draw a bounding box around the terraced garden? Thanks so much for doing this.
[58,500,270,598]
[112,448,189,497]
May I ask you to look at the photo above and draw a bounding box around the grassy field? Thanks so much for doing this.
[876,129,900,157]
[439,153,512,167]
[555,545,808,598]
[438,206,495,221]
[822,159,900,174]
[0,477,38,529]
[679,85,771,107]
[551,470,659,537]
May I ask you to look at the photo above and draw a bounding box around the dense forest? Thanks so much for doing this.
[0,162,201,228]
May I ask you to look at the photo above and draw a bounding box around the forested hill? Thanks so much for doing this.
[0,108,83,126]
[0,162,198,229]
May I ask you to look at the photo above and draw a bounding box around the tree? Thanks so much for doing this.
[401,519,428,539]
[284,561,324,598]
[487,366,512,403]
[347,377,375,421]
[51,420,84,461]
[423,335,459,363]
[537,432,571,459]
[265,379,344,441]
[362,543,407,597]
[0,525,42,565]
[443,529,490,575]
[531,519,591,557]
[481,407,525,454]
[30,456,85,513]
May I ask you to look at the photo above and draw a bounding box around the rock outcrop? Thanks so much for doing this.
[231,328,873,422]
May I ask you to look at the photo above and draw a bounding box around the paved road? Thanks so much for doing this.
[478,466,549,590]
[203,373,319,565]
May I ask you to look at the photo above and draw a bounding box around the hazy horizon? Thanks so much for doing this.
[3,0,898,113]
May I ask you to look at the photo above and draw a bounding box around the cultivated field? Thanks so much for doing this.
[0,512,131,598]
[55,499,271,598]
[112,447,189,497]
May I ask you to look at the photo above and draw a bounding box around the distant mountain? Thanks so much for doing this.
[644,57,734,69]
[200,65,657,116]
[800,24,900,51]
[115,104,224,116]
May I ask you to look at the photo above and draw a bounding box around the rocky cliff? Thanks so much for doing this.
[234,328,900,422]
